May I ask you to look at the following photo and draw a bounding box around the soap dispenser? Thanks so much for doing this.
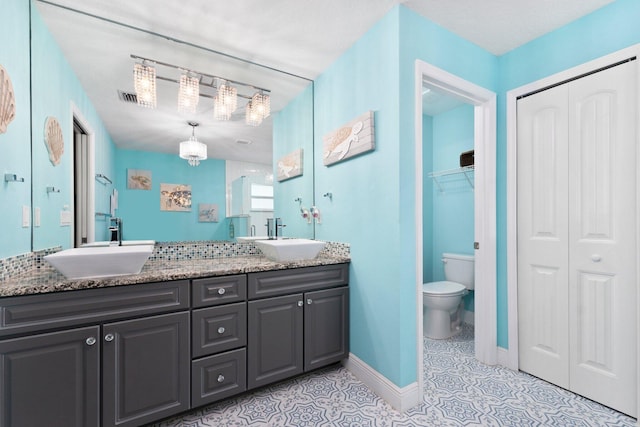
[310,206,321,224]
[301,207,311,223]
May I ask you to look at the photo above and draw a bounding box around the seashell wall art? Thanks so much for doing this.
[322,111,375,166]
[44,116,64,166]
[0,64,17,134]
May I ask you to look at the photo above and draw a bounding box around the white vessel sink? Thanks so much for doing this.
[44,245,154,279]
[236,236,270,242]
[81,240,156,247]
[254,239,326,262]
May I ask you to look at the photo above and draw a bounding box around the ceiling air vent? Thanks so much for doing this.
[117,90,138,104]
[235,139,253,145]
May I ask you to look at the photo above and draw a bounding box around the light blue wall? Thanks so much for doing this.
[494,0,640,348]
[0,0,31,258]
[273,84,314,238]
[115,149,229,242]
[426,104,475,311]
[314,6,497,388]
[31,7,116,249]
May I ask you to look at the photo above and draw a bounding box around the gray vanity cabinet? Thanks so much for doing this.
[247,264,349,390]
[102,312,190,427]
[0,326,100,427]
[191,275,248,407]
[0,280,189,427]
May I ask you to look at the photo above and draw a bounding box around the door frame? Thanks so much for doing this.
[414,60,497,391]
[506,44,640,413]
[69,102,95,247]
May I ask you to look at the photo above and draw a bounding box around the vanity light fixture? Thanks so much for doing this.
[133,62,157,108]
[179,122,207,167]
[130,55,270,126]
[178,72,199,114]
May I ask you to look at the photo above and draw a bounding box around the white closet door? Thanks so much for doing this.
[517,83,570,389]
[568,60,637,416]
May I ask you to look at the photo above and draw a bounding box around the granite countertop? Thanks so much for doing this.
[0,254,350,298]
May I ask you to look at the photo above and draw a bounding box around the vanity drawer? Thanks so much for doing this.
[192,302,247,358]
[247,264,349,299]
[192,275,247,308]
[191,348,246,407]
[0,280,189,338]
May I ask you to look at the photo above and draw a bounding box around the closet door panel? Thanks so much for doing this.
[517,83,570,388]
[568,60,637,417]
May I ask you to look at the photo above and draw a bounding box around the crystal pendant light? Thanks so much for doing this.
[245,101,262,126]
[178,73,199,114]
[133,63,157,108]
[251,92,270,119]
[179,122,207,166]
[213,94,231,121]
[218,82,237,113]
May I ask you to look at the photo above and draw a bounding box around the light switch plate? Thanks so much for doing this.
[22,205,30,227]
[34,207,41,227]
[60,210,72,226]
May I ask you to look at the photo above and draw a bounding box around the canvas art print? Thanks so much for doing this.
[127,169,152,190]
[160,183,191,211]
[323,111,375,166]
[277,148,303,181]
[198,204,219,222]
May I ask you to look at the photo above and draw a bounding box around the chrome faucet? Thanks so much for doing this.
[275,217,286,239]
[250,224,256,236]
[266,218,275,239]
[109,217,122,246]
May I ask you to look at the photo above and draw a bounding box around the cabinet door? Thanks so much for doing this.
[247,294,303,389]
[304,287,349,371]
[0,326,100,427]
[102,312,189,427]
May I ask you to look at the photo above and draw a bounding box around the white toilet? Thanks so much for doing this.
[422,253,474,339]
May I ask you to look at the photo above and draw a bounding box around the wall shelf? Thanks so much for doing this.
[428,165,474,192]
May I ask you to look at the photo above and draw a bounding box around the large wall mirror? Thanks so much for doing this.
[31,1,315,251]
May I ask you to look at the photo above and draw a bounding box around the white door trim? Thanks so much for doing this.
[414,60,497,397]
[70,102,96,247]
[506,44,640,382]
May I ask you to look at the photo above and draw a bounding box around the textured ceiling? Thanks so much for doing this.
[36,0,615,162]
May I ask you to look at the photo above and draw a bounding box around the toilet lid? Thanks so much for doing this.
[423,281,466,295]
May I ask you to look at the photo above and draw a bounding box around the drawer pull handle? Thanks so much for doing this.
[217,288,226,295]
[307,299,313,305]
[297,300,304,307]
[217,327,225,334]
[217,374,225,383]
[86,337,96,346]
[104,333,114,342]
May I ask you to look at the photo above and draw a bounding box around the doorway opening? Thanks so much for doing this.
[414,60,497,394]
[71,104,95,248]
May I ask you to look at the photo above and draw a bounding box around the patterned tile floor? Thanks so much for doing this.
[150,325,636,426]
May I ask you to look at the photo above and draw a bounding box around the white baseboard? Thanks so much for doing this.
[342,353,421,413]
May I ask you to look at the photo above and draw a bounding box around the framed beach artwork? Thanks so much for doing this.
[127,169,152,190]
[160,183,191,211]
[323,111,375,166]
[198,204,219,222]
[277,148,303,182]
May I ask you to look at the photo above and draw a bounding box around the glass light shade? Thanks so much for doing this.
[245,101,262,126]
[213,94,231,121]
[133,63,157,108]
[178,74,199,113]
[251,92,270,119]
[218,83,237,113]
[179,136,207,167]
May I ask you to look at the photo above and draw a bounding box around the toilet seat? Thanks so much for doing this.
[423,281,466,296]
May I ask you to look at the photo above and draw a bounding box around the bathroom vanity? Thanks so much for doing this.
[0,255,349,427]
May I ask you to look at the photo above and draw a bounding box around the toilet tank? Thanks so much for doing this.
[442,253,475,290]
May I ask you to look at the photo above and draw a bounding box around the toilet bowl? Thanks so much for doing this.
[423,253,474,339]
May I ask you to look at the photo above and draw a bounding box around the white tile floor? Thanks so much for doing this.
[150,325,636,426]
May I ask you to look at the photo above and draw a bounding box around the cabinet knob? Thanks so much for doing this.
[217,374,225,383]
[307,299,313,305]
[591,254,602,262]
[217,288,226,295]
[297,301,304,307]
[86,337,96,346]
[217,326,225,334]
[104,333,115,342]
